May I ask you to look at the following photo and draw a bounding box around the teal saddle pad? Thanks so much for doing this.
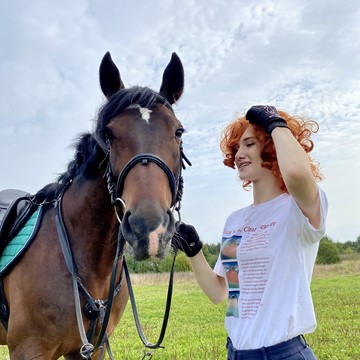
[0,207,42,275]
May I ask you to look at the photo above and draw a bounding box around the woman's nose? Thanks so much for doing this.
[235,147,245,160]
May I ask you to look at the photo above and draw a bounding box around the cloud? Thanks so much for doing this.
[1,0,359,243]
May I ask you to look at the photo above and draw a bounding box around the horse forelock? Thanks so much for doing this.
[95,86,173,149]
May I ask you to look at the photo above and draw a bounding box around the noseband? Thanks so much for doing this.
[106,143,191,219]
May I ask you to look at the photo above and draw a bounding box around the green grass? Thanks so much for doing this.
[110,275,360,359]
[308,275,360,360]
[0,273,359,359]
[110,283,228,359]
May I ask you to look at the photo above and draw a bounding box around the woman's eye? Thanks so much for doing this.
[246,143,254,147]
[175,129,184,139]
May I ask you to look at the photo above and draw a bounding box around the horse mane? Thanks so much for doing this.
[59,133,106,182]
[34,86,172,203]
[34,133,105,202]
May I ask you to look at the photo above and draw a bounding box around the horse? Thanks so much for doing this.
[0,51,189,359]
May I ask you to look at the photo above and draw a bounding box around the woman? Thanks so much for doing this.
[174,105,328,359]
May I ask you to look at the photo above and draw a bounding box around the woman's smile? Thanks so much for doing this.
[237,161,251,169]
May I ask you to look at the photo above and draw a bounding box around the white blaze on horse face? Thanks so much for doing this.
[128,104,152,124]
[148,224,166,256]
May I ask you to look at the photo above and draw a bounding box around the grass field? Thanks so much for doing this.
[0,259,359,359]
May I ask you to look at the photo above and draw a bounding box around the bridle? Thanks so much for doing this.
[57,137,192,359]
[106,141,192,222]
[104,141,192,357]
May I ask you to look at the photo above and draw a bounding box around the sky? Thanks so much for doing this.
[1,0,359,245]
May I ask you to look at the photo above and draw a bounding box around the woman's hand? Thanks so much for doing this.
[246,105,289,135]
[172,222,203,257]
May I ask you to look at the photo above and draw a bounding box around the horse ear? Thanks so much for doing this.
[159,53,184,105]
[99,52,125,99]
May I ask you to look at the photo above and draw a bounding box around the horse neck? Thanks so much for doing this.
[61,176,120,281]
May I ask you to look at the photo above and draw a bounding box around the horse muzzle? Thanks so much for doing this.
[120,206,175,260]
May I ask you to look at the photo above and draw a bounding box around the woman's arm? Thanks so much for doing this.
[188,251,227,304]
[246,105,321,228]
[271,127,320,228]
[173,223,227,304]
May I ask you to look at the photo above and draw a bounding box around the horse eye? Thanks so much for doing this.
[105,127,114,143]
[175,128,184,139]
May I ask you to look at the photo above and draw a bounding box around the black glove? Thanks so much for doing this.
[245,105,289,135]
[172,222,203,257]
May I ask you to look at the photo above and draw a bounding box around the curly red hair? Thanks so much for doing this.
[220,110,324,191]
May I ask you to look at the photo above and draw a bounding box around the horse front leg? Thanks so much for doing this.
[8,340,58,360]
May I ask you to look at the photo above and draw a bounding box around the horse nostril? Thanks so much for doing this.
[120,212,131,238]
[126,211,148,235]
[121,210,132,233]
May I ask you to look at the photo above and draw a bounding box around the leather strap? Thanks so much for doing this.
[55,191,124,359]
[116,153,178,207]
[123,251,177,349]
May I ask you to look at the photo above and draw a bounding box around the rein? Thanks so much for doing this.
[55,139,191,359]
[123,251,177,351]
[105,142,191,355]
[55,188,125,360]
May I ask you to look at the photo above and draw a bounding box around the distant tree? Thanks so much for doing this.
[158,253,177,272]
[341,241,355,251]
[202,243,220,268]
[332,236,360,254]
[202,244,210,258]
[207,243,221,255]
[316,236,341,264]
[343,247,354,255]
[174,252,192,272]
[356,235,360,253]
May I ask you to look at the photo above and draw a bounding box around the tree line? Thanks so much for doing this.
[316,234,360,264]
[125,235,360,273]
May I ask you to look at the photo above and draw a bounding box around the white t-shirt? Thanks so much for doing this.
[214,187,328,350]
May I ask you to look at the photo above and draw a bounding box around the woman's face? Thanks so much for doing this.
[234,126,271,183]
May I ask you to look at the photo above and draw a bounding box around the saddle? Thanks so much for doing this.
[0,189,37,256]
[0,190,41,330]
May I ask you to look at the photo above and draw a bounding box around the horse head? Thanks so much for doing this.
[96,52,187,260]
